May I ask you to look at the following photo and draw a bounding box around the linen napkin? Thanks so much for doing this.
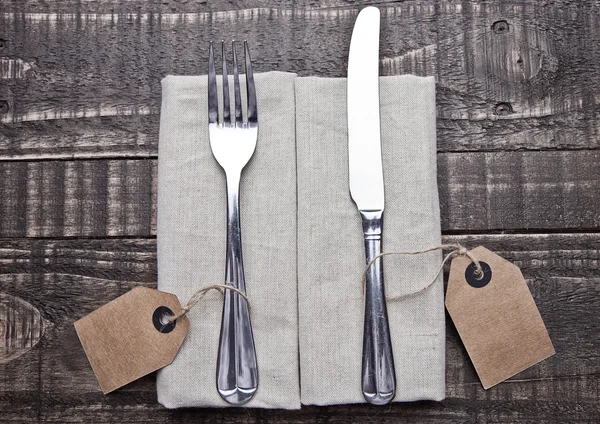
[296,76,445,405]
[156,72,301,409]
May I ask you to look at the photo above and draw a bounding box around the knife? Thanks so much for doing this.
[347,6,396,405]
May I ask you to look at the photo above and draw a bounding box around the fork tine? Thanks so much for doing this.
[244,41,258,124]
[232,41,243,126]
[221,41,231,125]
[208,41,219,124]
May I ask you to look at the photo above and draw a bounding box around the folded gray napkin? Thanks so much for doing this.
[157,72,444,408]
[156,72,301,409]
[296,76,445,405]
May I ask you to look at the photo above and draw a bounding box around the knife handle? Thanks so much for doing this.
[360,210,396,405]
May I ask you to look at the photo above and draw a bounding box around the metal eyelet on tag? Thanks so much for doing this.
[153,306,176,333]
[465,261,492,288]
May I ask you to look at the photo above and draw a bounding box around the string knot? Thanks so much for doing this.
[457,246,469,256]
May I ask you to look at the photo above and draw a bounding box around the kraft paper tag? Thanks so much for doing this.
[445,246,555,389]
[74,287,190,394]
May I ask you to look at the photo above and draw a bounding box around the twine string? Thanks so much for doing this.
[164,245,479,327]
[362,244,482,301]
[167,283,248,324]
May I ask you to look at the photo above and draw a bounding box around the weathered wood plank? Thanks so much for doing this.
[0,150,598,237]
[0,159,157,237]
[0,116,158,160]
[0,234,597,422]
[0,2,599,158]
[0,0,299,14]
[438,150,600,231]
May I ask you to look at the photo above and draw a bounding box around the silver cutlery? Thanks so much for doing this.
[347,7,396,405]
[208,40,258,405]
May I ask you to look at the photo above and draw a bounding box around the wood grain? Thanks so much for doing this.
[0,0,598,422]
[0,292,45,364]
[0,149,597,238]
[0,234,597,422]
[0,2,599,159]
[0,159,157,237]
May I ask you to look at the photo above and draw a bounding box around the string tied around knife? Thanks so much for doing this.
[362,244,483,301]
[166,284,248,324]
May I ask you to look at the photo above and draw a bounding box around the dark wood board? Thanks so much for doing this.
[1,1,600,159]
[0,0,599,422]
[0,150,598,238]
[0,234,598,422]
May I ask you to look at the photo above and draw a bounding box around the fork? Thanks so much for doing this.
[208,40,258,405]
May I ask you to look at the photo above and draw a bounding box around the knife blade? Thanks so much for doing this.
[347,6,396,406]
[348,6,384,211]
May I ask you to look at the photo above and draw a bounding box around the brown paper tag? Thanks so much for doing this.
[445,246,555,389]
[74,287,190,394]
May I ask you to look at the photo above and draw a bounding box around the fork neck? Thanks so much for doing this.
[225,169,242,199]
[226,170,242,223]
[225,170,243,282]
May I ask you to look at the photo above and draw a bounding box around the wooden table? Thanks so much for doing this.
[1,1,599,422]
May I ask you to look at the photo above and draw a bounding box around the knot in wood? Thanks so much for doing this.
[494,102,513,116]
[474,22,556,94]
[0,293,45,364]
[492,20,510,34]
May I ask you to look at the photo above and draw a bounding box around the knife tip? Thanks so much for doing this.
[359,6,380,18]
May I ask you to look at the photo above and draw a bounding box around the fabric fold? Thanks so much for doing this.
[296,75,445,405]
[157,72,444,408]
[156,71,300,409]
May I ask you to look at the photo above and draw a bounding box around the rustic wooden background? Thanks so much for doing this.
[1,0,599,422]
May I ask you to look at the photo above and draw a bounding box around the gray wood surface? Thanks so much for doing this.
[0,0,599,422]
[0,235,598,422]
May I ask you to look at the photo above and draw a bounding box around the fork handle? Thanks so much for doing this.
[217,171,258,405]
[360,210,396,405]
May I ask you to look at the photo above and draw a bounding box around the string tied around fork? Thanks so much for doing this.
[166,284,248,325]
